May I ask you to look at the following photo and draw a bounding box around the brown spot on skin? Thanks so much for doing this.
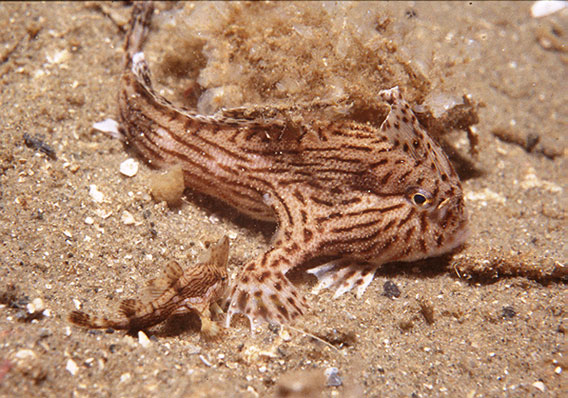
[237,291,248,311]
[260,252,269,267]
[278,305,290,320]
[285,242,299,254]
[258,271,271,282]
[304,228,313,242]
[258,304,268,319]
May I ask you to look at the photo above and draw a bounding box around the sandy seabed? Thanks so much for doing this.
[0,2,566,397]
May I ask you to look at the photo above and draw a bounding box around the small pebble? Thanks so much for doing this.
[27,298,45,314]
[324,367,342,387]
[532,381,546,392]
[89,185,104,203]
[199,355,212,367]
[531,0,567,18]
[383,281,401,299]
[119,158,139,177]
[279,328,292,342]
[66,359,79,376]
[502,306,516,319]
[120,372,131,383]
[149,165,185,207]
[121,210,136,225]
[92,118,120,138]
[138,331,151,348]
[84,216,94,225]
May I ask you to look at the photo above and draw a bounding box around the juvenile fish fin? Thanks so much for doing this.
[308,260,378,299]
[206,236,230,270]
[141,261,182,301]
[68,310,125,330]
[119,298,145,319]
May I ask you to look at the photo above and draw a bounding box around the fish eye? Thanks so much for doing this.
[409,189,432,207]
[413,193,427,205]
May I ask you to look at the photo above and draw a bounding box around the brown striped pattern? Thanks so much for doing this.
[116,3,468,330]
[69,236,229,333]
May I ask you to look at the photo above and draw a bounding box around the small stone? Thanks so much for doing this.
[502,306,516,319]
[149,165,185,207]
[92,118,120,138]
[554,366,562,375]
[199,355,212,367]
[279,328,292,342]
[121,210,136,225]
[12,349,46,382]
[138,331,151,348]
[73,299,82,310]
[14,349,36,361]
[66,359,79,376]
[119,158,139,177]
[84,216,94,225]
[383,281,401,299]
[532,381,546,392]
[324,367,342,387]
[120,372,131,383]
[89,185,104,203]
[27,298,45,314]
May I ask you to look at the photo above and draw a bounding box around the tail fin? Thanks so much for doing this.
[68,310,123,329]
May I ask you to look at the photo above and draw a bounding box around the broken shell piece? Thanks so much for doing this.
[121,210,136,225]
[531,1,567,18]
[138,331,151,348]
[89,185,104,203]
[26,298,45,314]
[66,359,79,376]
[119,158,139,177]
[92,118,121,139]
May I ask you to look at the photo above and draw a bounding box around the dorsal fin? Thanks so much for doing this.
[378,86,453,176]
[203,236,230,270]
[162,261,183,282]
[141,261,182,301]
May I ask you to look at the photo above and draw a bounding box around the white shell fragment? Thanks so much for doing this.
[531,1,567,18]
[138,331,151,348]
[89,185,104,203]
[93,118,121,139]
[121,211,136,225]
[26,298,45,314]
[66,359,79,376]
[119,158,139,177]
